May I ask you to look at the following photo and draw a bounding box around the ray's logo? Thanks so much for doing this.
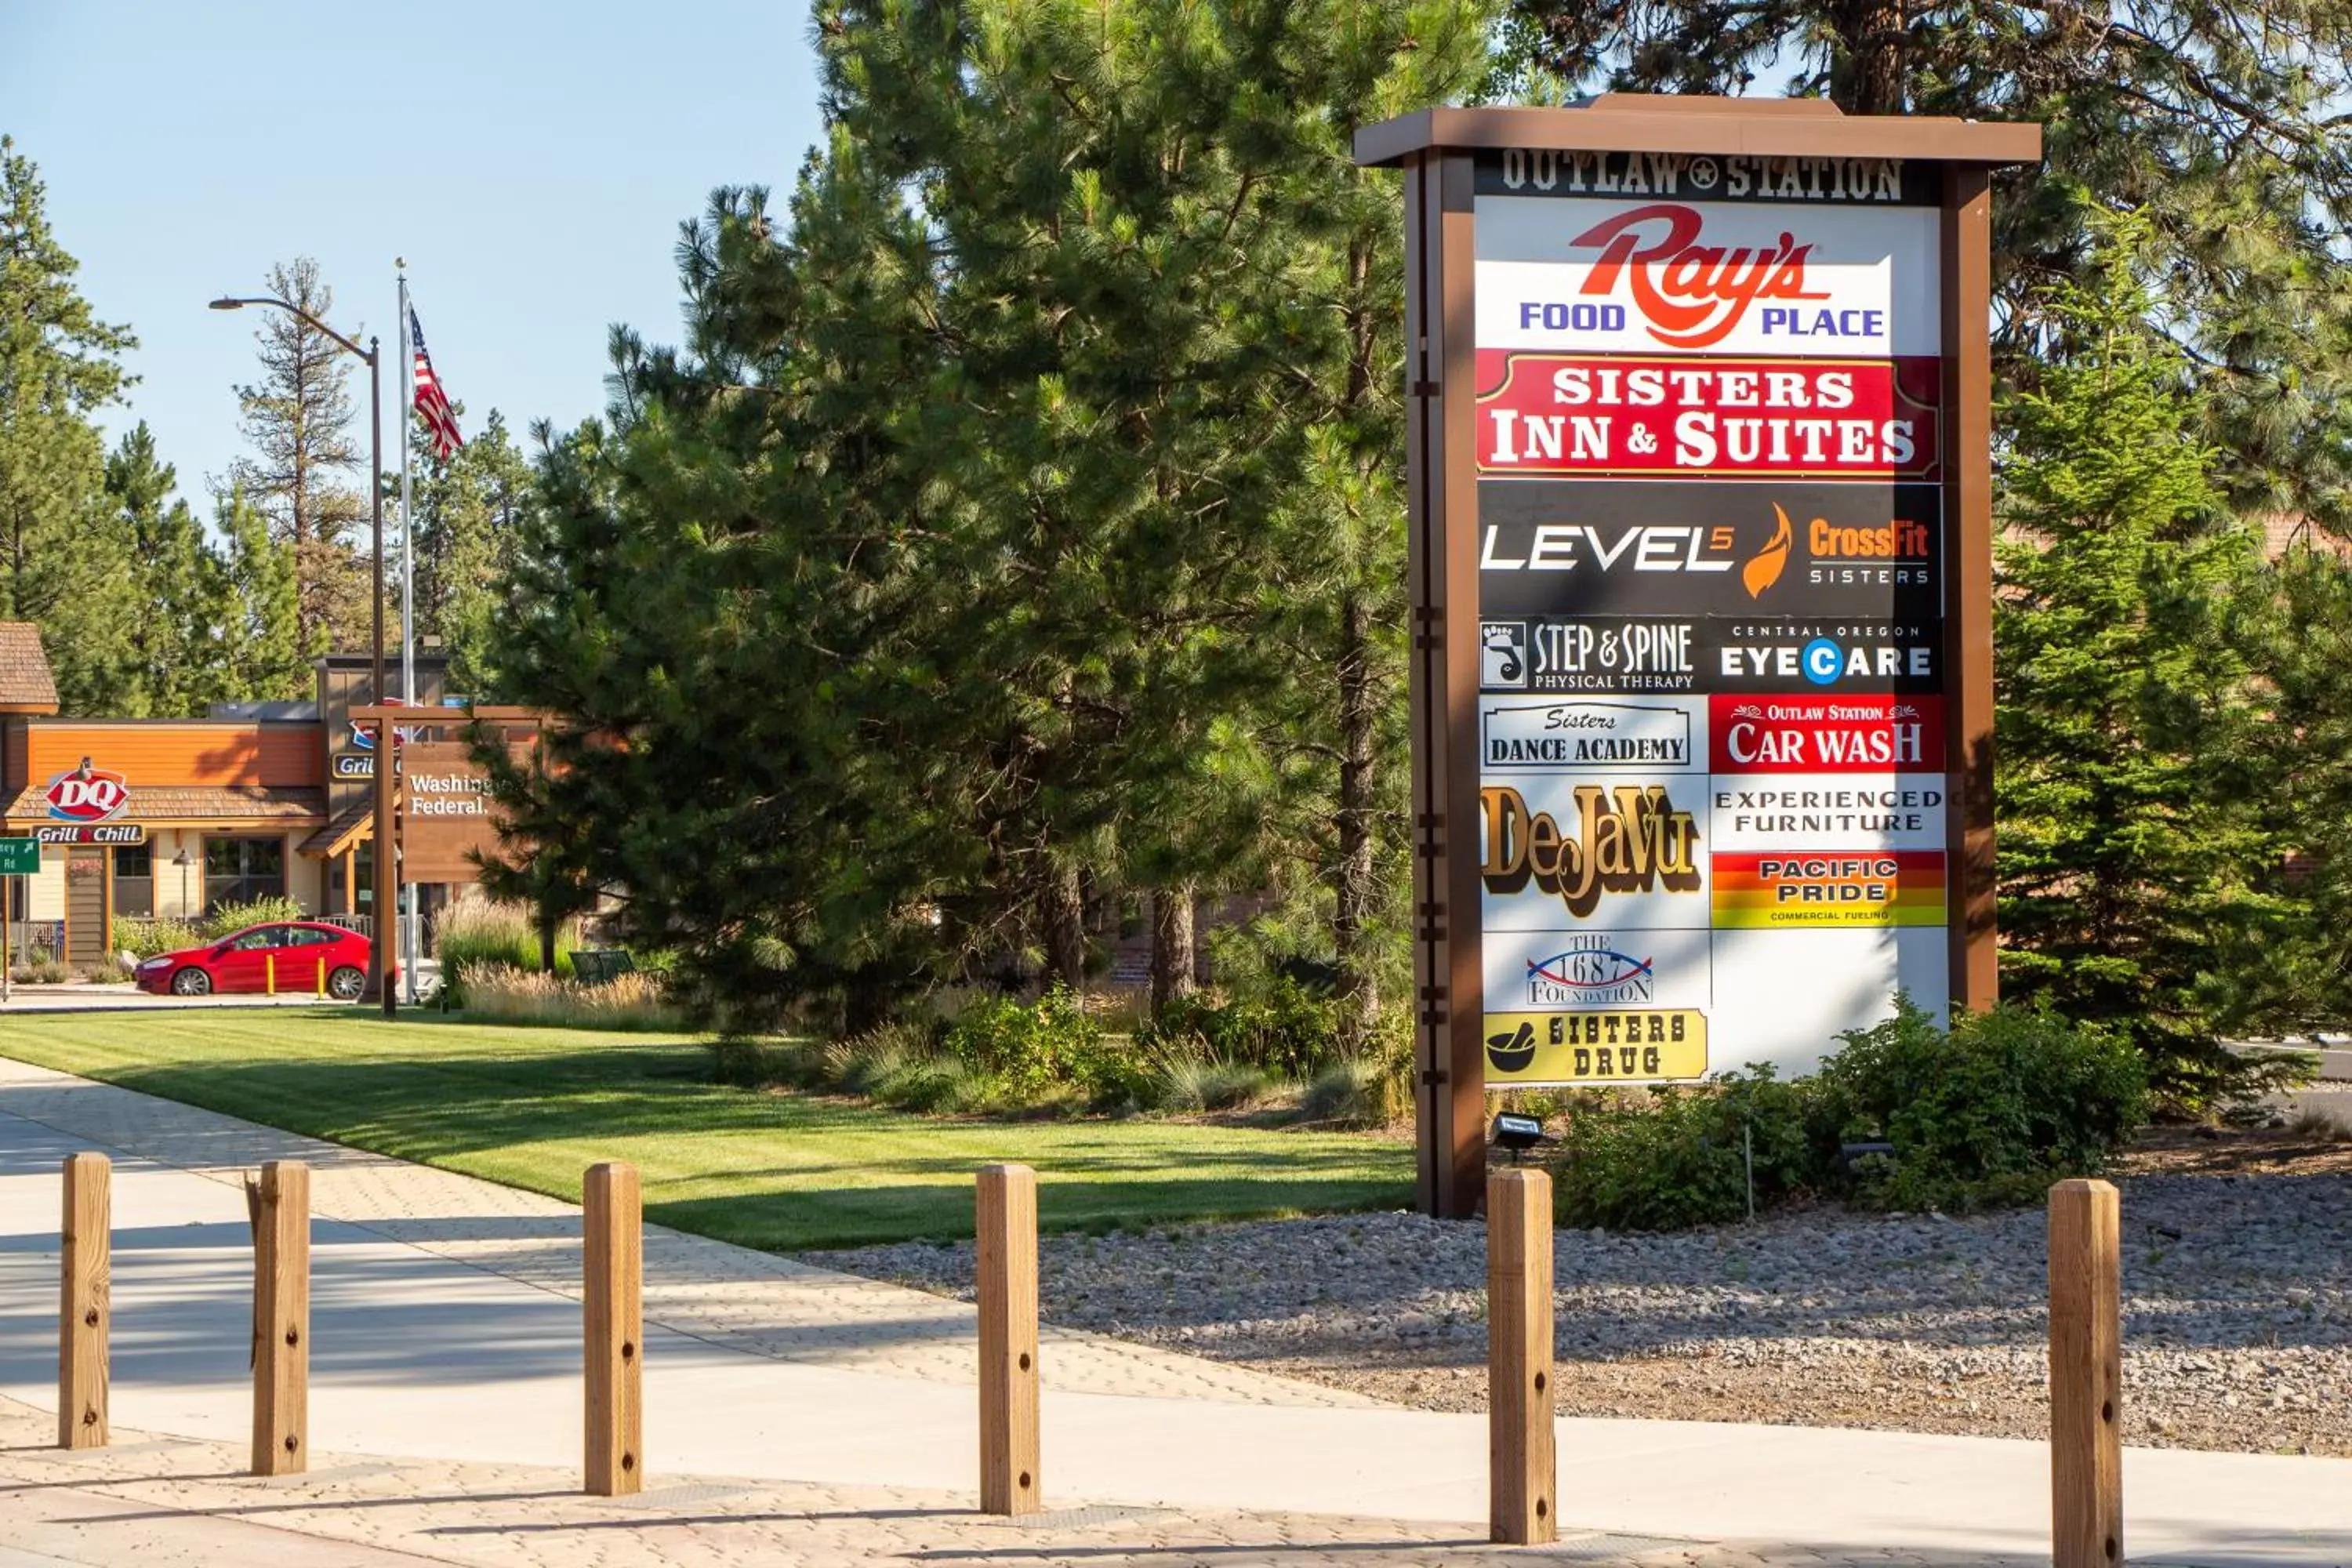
[1568,204,1830,350]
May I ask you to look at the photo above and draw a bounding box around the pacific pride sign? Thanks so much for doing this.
[1359,98,2035,1218]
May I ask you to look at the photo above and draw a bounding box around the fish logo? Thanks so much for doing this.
[1526,945,1657,1005]
[1742,505,1793,599]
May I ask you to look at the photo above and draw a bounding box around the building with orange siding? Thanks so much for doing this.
[0,626,485,971]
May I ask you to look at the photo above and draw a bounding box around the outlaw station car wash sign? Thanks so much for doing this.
[1358,98,2039,1217]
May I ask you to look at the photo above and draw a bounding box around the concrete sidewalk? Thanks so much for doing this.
[2,1053,2349,1566]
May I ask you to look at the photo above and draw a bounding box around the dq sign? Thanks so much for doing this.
[1357,98,2040,1218]
[45,763,129,823]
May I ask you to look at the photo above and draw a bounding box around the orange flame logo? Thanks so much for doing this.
[1742,506,1794,599]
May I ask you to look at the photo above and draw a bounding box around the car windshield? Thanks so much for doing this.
[224,927,281,952]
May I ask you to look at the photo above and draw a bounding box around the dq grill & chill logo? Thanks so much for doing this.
[45,760,129,822]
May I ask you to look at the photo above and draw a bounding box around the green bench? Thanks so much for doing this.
[571,949,636,985]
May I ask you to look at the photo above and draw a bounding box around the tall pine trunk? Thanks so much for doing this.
[1333,222,1382,1054]
[1150,884,1198,1012]
[1041,861,1086,995]
[1334,589,1377,1051]
[1830,0,1907,114]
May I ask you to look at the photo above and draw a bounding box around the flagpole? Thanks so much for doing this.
[397,263,419,1005]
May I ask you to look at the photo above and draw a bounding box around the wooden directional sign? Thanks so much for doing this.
[1356,96,2042,1218]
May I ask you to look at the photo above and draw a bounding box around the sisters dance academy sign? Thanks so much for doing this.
[1356,97,2041,1218]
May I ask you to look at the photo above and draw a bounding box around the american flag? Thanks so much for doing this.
[409,307,464,461]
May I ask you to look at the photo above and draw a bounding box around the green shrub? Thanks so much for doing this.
[1552,1067,1824,1232]
[1549,1000,2152,1232]
[826,1030,930,1097]
[1814,998,2151,1212]
[436,900,579,995]
[1158,1058,1272,1113]
[1301,1054,1407,1128]
[112,916,201,961]
[944,985,1147,1107]
[458,964,680,1032]
[2147,1040,2317,1125]
[201,897,307,941]
[869,1052,978,1113]
[1137,975,1344,1079]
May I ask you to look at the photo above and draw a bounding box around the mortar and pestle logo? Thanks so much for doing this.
[1486,1019,1537,1073]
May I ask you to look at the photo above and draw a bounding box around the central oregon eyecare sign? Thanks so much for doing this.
[1359,98,2038,1217]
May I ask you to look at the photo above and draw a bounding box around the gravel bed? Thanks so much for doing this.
[808,1169,2352,1456]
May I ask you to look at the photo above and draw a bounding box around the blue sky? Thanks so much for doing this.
[3,1,826,512]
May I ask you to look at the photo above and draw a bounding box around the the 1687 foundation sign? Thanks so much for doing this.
[1359,97,2040,1218]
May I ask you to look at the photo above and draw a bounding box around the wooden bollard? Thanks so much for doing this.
[2050,1178,2123,1568]
[59,1152,110,1449]
[976,1163,1040,1516]
[1488,1167,1556,1545]
[250,1160,310,1476]
[583,1161,644,1496]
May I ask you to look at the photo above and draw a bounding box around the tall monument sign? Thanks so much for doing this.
[1356,97,2042,1218]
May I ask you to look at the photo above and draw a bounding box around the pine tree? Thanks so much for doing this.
[1496,0,2352,531]
[230,257,371,659]
[210,487,307,703]
[2218,542,2352,1035]
[493,2,1490,1034]
[1993,227,2280,1094]
[103,423,215,715]
[808,0,1490,1021]
[410,405,531,694]
[0,136,143,712]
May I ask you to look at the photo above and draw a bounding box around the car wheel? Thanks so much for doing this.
[327,965,365,1001]
[170,967,212,997]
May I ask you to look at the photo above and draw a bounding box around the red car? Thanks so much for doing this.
[134,921,375,1000]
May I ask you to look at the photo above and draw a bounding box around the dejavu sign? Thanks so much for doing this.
[1358,97,2038,1218]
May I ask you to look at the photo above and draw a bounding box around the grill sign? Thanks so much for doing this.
[45,765,128,823]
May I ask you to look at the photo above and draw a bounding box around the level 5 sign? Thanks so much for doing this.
[0,838,38,877]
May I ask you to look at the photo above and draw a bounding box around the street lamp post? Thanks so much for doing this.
[210,295,397,1018]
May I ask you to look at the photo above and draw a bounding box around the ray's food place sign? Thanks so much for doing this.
[1356,96,2042,1218]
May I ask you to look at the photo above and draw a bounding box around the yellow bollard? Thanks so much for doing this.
[315,958,325,999]
[265,954,275,996]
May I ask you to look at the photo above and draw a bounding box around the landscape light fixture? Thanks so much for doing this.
[1838,1140,1896,1176]
[1490,1112,1548,1163]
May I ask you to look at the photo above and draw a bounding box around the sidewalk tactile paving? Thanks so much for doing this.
[593,1484,752,1510]
[972,1504,1175,1530]
[1531,1535,1710,1561]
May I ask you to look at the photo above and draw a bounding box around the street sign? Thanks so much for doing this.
[0,838,39,876]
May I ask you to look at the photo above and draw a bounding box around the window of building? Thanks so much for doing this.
[114,843,154,918]
[204,837,285,913]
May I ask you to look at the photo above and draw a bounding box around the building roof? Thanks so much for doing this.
[298,797,376,858]
[2,784,326,826]
[0,624,60,713]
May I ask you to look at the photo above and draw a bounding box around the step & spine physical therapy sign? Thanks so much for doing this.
[1357,99,2041,1218]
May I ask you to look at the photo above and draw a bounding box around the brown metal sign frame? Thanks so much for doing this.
[1358,96,2042,1219]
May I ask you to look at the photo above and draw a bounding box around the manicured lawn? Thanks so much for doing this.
[0,1009,1413,1250]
